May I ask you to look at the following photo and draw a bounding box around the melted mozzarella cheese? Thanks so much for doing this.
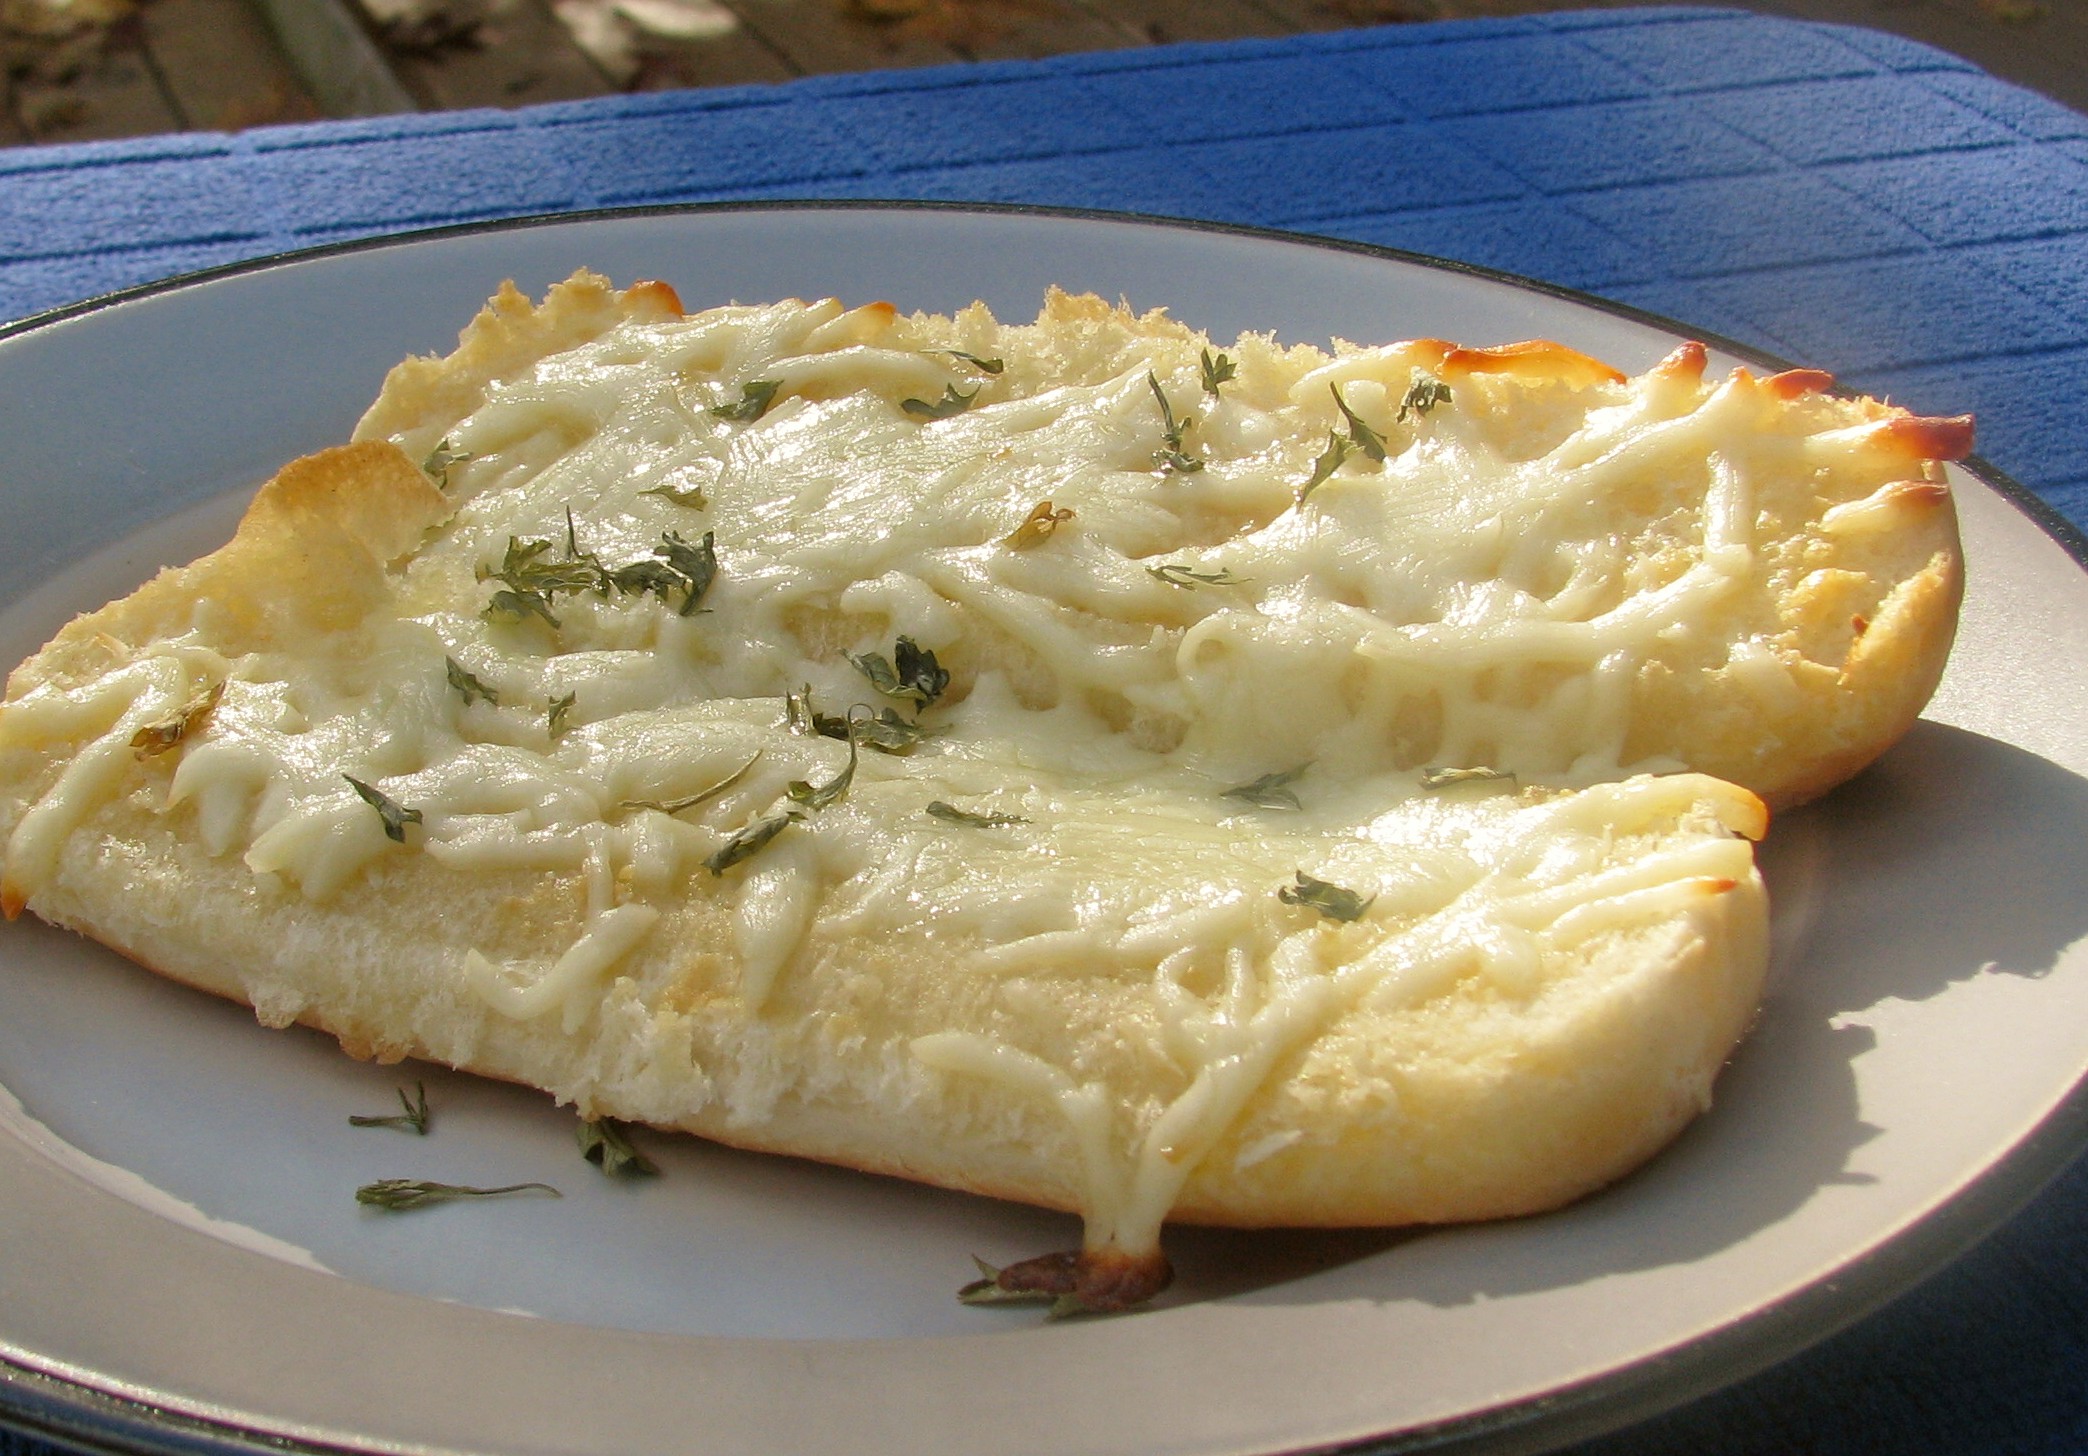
[5,292,1812,1255]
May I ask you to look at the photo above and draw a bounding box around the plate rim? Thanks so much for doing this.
[1,197,2084,1456]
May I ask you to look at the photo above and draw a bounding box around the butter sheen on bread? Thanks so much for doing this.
[0,272,1964,1304]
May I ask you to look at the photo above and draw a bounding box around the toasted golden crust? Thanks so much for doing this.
[5,442,450,701]
[353,271,682,446]
[1622,467,1964,809]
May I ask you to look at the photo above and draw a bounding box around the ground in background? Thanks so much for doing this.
[0,0,2076,147]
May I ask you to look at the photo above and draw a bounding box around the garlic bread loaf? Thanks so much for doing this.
[0,271,1964,1309]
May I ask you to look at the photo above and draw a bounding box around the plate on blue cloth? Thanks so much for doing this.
[3,203,2087,1456]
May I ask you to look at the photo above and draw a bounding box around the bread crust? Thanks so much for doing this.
[0,272,1959,1268]
[17,765,1768,1235]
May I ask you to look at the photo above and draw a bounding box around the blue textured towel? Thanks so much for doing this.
[1,10,2085,1454]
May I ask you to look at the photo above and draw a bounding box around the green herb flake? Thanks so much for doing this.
[1001,500,1074,550]
[481,521,717,624]
[853,707,935,753]
[602,558,683,606]
[954,1253,1107,1319]
[1330,383,1388,463]
[577,1116,659,1177]
[941,350,1005,375]
[640,480,708,509]
[606,529,715,616]
[344,775,422,844]
[1222,764,1310,811]
[480,535,598,598]
[476,537,584,626]
[901,383,980,421]
[926,801,1029,829]
[484,590,558,628]
[1201,348,1237,395]
[788,687,932,754]
[422,439,472,488]
[624,752,761,816]
[1147,372,1204,475]
[958,1256,1055,1307]
[894,636,950,708]
[1146,562,1245,590]
[350,1082,430,1135]
[781,688,815,734]
[130,679,224,759]
[848,650,905,702]
[658,530,717,614]
[1418,765,1517,790]
[712,379,782,422]
[445,656,498,708]
[704,811,804,876]
[785,684,836,739]
[547,692,578,742]
[786,725,859,812]
[1398,369,1452,423]
[848,636,949,711]
[1278,871,1376,923]
[355,1179,560,1212]
[1297,433,1354,505]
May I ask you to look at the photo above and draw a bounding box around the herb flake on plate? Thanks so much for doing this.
[349,1082,430,1135]
[355,1180,559,1211]
[577,1117,659,1177]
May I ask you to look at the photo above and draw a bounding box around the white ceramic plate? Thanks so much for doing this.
[3,204,2087,1456]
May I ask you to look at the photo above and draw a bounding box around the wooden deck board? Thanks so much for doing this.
[953,0,1136,60]
[381,0,617,109]
[0,69,29,143]
[13,25,182,142]
[623,18,797,91]
[142,0,319,128]
[248,0,417,115]
[1240,0,1437,29]
[724,0,964,73]
[1077,0,1293,45]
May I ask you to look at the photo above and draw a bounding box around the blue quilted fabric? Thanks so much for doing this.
[0,10,2084,1454]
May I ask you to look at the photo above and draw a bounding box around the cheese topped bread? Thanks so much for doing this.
[0,271,1964,1312]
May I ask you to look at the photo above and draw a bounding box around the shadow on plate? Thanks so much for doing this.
[1170,722,2088,1311]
